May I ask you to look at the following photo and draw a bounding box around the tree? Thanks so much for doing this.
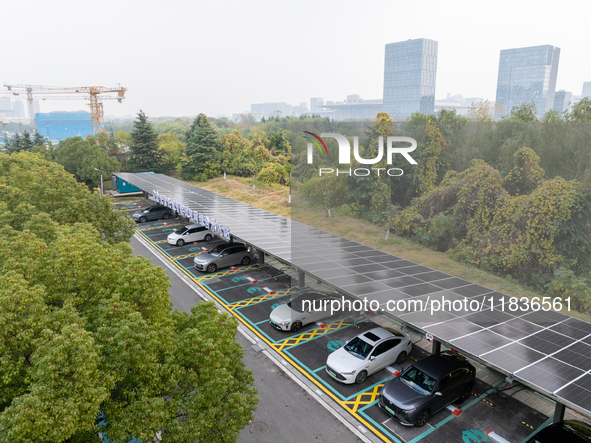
[245,131,272,190]
[542,109,563,122]
[157,133,185,174]
[32,131,46,147]
[503,147,545,196]
[414,120,449,196]
[182,114,220,180]
[128,110,160,172]
[468,100,497,122]
[238,113,257,126]
[566,97,591,122]
[0,153,258,442]
[220,130,252,177]
[0,151,133,244]
[54,137,121,189]
[503,100,538,122]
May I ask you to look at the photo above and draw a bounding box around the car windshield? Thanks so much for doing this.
[287,296,307,313]
[143,209,149,213]
[344,337,374,360]
[176,227,188,235]
[208,244,226,254]
[400,367,437,395]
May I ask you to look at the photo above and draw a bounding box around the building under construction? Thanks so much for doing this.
[35,112,94,142]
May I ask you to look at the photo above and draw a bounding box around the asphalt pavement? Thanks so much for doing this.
[129,234,363,443]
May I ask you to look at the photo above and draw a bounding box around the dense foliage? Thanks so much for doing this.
[0,153,258,442]
[292,103,591,311]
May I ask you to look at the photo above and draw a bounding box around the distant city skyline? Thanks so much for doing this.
[1,1,590,118]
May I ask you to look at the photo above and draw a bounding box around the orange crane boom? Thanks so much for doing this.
[1,84,126,132]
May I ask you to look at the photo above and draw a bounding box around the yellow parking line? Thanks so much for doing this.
[343,384,385,413]
[228,288,292,311]
[133,229,393,443]
[173,251,206,261]
[195,265,259,282]
[270,319,352,352]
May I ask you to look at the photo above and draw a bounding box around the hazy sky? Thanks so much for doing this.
[2,0,589,118]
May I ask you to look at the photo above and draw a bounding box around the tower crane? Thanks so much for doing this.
[1,84,126,132]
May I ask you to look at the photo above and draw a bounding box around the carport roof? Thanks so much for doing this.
[114,172,591,419]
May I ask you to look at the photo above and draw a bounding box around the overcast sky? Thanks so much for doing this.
[2,0,589,118]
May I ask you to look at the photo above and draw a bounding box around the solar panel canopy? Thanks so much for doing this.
[115,172,591,418]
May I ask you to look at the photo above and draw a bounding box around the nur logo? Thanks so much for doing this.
[304,132,418,177]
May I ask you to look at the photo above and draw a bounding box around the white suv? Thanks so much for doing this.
[167,224,213,246]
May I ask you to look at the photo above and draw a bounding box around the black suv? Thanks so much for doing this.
[132,205,173,223]
[379,351,476,427]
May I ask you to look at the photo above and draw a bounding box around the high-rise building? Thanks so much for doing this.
[12,101,26,118]
[383,38,438,119]
[582,82,591,98]
[310,97,324,113]
[553,90,572,114]
[495,45,560,119]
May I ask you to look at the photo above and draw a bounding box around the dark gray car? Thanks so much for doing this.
[379,351,475,427]
[132,205,173,223]
[193,243,255,273]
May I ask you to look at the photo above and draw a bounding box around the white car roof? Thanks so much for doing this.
[185,224,204,229]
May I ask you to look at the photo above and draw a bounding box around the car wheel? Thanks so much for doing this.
[415,409,430,427]
[396,351,407,365]
[241,256,251,265]
[163,213,170,220]
[355,370,367,384]
[457,384,473,404]
[291,321,303,332]
[204,234,212,242]
[206,263,217,273]
[176,239,185,247]
[139,216,147,223]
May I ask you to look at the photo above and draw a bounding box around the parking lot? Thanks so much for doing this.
[119,201,557,443]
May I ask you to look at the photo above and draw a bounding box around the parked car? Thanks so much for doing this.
[193,242,255,273]
[167,224,213,246]
[269,292,337,332]
[378,351,476,427]
[524,420,591,443]
[132,205,173,223]
[326,327,412,384]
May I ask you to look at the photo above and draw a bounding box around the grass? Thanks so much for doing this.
[176,175,591,322]
[184,176,291,218]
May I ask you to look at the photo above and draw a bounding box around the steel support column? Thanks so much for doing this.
[298,270,305,288]
[432,340,441,355]
[553,402,566,424]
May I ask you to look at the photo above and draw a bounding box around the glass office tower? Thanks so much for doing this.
[553,90,572,114]
[383,38,438,119]
[495,45,560,119]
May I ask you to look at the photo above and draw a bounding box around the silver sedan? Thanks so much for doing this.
[193,243,255,273]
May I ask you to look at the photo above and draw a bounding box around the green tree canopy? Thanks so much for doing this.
[0,153,258,441]
[54,137,121,188]
[128,110,160,172]
[182,114,221,180]
[0,152,134,244]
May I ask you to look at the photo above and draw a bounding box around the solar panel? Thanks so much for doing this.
[115,172,591,419]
